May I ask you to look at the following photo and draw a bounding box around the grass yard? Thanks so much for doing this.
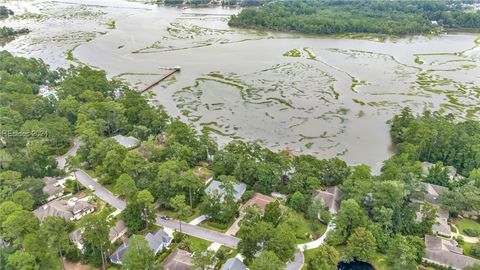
[460,241,480,258]
[184,235,212,253]
[198,220,232,233]
[157,207,201,222]
[290,212,327,244]
[456,218,480,235]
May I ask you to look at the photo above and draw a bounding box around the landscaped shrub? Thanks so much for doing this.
[464,228,480,237]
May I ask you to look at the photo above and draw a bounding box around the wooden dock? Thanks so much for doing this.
[140,66,181,93]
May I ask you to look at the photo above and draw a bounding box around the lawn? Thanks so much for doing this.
[456,218,480,235]
[184,235,212,253]
[157,207,201,223]
[291,212,327,244]
[460,241,479,258]
[198,220,232,233]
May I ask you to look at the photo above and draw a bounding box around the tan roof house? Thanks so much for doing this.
[162,248,193,270]
[240,193,276,212]
[34,197,94,221]
[424,235,480,269]
[313,186,342,213]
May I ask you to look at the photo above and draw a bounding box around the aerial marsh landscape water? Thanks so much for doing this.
[2,0,480,172]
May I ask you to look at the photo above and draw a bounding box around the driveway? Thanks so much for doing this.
[297,221,335,251]
[155,218,240,248]
[56,137,82,170]
[74,170,126,211]
[285,251,305,270]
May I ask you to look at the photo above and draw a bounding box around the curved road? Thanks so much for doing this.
[56,137,82,170]
[57,138,316,269]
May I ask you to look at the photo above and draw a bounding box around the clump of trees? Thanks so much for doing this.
[237,203,296,265]
[229,0,480,35]
[0,6,29,42]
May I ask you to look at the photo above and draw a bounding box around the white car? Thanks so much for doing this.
[88,185,95,191]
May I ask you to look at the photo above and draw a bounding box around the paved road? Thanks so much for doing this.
[155,218,240,249]
[74,170,126,211]
[56,137,82,170]
[285,251,305,270]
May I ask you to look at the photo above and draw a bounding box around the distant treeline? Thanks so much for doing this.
[228,0,480,35]
[163,0,274,6]
[0,27,29,39]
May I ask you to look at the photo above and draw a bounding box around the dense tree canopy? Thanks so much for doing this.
[229,0,480,35]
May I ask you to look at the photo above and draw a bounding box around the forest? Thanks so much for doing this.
[228,0,480,35]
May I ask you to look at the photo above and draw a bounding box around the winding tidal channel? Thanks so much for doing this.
[3,0,480,172]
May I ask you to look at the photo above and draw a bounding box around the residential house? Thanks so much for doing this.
[416,205,451,237]
[145,229,173,254]
[109,220,128,243]
[421,162,463,181]
[70,220,127,252]
[34,197,94,221]
[312,186,342,214]
[424,235,480,269]
[69,228,83,250]
[109,229,172,265]
[43,177,65,202]
[162,248,193,270]
[39,85,57,100]
[112,135,140,149]
[414,182,448,205]
[240,193,276,212]
[110,240,129,265]
[205,180,247,202]
[221,257,248,270]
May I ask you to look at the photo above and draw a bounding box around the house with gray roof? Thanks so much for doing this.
[69,228,83,250]
[222,257,247,270]
[313,186,343,213]
[162,248,193,270]
[422,182,448,205]
[422,162,463,181]
[205,180,247,202]
[145,229,172,254]
[109,229,171,265]
[110,240,129,265]
[34,197,94,221]
[424,235,480,269]
[112,135,140,149]
[43,177,65,202]
[416,206,451,237]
